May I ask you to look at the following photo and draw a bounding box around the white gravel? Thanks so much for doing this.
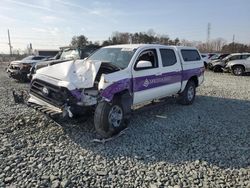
[0,63,250,188]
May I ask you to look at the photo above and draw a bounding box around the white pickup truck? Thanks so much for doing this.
[28,44,205,138]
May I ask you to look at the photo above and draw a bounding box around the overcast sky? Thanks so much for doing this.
[0,0,250,53]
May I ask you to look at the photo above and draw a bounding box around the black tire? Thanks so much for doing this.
[178,80,196,105]
[204,62,207,69]
[213,66,223,73]
[94,100,126,138]
[208,63,213,70]
[232,65,244,76]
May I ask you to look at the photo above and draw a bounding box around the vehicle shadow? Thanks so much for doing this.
[63,95,250,169]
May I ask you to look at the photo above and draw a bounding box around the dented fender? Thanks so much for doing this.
[98,70,132,101]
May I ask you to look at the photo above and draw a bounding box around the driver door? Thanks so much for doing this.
[132,49,163,104]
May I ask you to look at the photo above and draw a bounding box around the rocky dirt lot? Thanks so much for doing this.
[0,63,250,188]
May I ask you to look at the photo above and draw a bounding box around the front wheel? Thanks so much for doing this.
[232,66,244,76]
[178,80,196,105]
[213,66,223,72]
[94,101,126,138]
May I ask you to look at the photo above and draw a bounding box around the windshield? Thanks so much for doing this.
[210,54,220,60]
[22,56,34,61]
[88,48,136,69]
[222,55,231,62]
[60,49,80,60]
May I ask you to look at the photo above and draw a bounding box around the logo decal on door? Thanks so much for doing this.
[142,76,174,88]
[143,79,150,87]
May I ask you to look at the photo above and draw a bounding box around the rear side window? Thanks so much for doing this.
[160,49,177,67]
[181,50,201,62]
[241,54,250,59]
[229,55,241,61]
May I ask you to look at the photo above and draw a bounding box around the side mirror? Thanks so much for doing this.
[136,60,152,69]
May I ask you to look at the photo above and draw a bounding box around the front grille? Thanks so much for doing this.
[30,79,74,107]
[10,65,20,70]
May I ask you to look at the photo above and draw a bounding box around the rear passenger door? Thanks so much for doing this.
[158,48,182,95]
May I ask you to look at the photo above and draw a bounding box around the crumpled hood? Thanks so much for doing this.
[35,59,70,70]
[11,60,36,65]
[211,59,221,64]
[10,60,22,65]
[35,59,102,89]
[213,61,225,67]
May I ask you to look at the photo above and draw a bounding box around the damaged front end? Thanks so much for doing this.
[27,59,123,119]
[7,62,32,81]
[28,79,101,119]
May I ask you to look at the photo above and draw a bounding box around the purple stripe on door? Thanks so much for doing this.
[101,67,204,101]
[133,71,182,92]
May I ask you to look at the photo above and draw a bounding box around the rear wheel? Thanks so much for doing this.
[232,66,244,76]
[94,100,126,138]
[178,80,196,105]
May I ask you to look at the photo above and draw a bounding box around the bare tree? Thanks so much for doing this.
[71,35,89,48]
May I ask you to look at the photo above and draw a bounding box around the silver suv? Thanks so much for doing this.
[208,53,250,72]
[224,57,250,76]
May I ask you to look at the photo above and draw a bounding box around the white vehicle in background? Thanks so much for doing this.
[201,53,217,68]
[201,53,210,68]
[224,57,250,76]
[28,44,204,138]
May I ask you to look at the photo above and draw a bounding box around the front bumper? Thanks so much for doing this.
[28,94,66,118]
[28,94,89,118]
[6,68,30,81]
[207,63,214,70]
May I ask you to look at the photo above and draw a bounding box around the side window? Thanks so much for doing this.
[160,49,177,67]
[241,54,250,59]
[33,56,44,60]
[135,49,158,70]
[181,50,201,62]
[230,55,240,61]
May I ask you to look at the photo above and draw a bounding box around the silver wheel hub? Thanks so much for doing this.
[187,86,194,101]
[108,105,123,128]
[234,67,242,75]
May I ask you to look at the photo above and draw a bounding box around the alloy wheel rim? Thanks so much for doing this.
[187,86,194,101]
[108,105,123,128]
[234,68,242,75]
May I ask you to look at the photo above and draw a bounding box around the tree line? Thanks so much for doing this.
[71,30,250,54]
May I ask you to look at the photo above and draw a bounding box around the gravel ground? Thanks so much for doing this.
[0,63,250,188]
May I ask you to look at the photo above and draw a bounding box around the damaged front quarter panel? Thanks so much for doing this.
[98,70,132,101]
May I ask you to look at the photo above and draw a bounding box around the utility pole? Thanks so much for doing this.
[7,29,12,55]
[207,23,211,51]
[232,34,235,52]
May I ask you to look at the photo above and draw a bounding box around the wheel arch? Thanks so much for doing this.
[232,64,245,71]
[188,75,199,87]
[112,89,133,116]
